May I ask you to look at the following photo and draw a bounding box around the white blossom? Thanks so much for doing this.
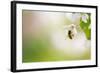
[81,14,89,23]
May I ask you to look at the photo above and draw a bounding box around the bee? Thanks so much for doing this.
[66,24,77,39]
[68,30,74,39]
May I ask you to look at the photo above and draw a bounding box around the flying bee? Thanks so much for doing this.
[64,24,77,39]
[68,30,74,39]
[68,24,77,39]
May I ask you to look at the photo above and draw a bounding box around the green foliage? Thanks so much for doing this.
[80,14,91,40]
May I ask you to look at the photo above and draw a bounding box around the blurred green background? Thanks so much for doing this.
[22,10,91,63]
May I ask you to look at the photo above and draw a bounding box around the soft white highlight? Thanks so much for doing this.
[81,14,89,23]
[51,30,89,56]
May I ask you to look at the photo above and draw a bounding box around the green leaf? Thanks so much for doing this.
[80,13,91,40]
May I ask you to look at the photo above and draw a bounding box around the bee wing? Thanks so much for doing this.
[63,29,68,40]
[72,28,77,35]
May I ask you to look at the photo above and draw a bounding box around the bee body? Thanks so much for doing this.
[68,30,74,39]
